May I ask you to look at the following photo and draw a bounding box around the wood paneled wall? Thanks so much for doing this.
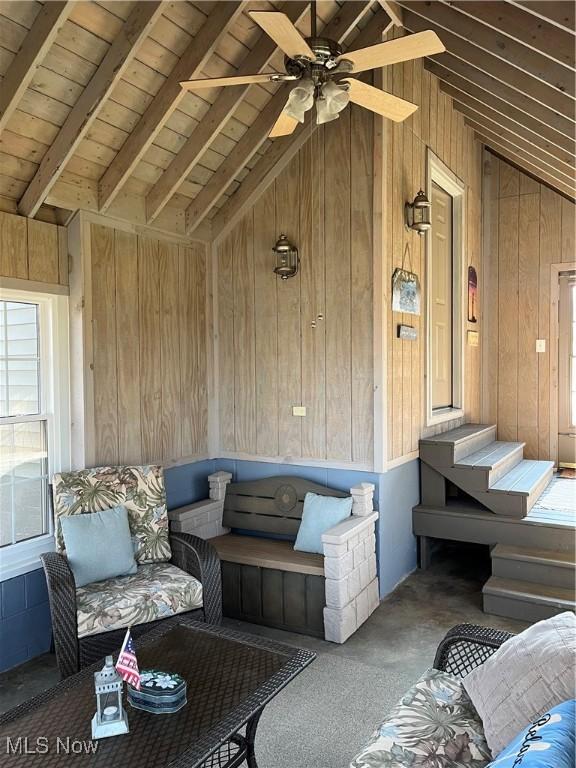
[0,211,68,287]
[482,151,575,460]
[216,106,374,467]
[383,29,483,462]
[88,223,209,467]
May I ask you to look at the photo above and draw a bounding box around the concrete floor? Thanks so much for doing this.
[0,543,526,767]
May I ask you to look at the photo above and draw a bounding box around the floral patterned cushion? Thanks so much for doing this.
[53,465,171,564]
[76,562,203,639]
[350,668,491,768]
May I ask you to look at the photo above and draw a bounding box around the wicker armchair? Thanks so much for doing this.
[41,466,223,679]
[433,622,514,675]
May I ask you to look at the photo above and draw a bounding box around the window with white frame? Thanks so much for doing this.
[0,289,70,580]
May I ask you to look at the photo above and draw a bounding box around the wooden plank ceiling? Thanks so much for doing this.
[396,0,575,199]
[0,0,385,238]
[0,1,573,241]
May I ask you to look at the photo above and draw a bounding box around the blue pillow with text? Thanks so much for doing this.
[487,699,575,768]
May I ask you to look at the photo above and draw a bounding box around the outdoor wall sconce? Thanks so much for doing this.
[405,190,432,235]
[273,233,299,279]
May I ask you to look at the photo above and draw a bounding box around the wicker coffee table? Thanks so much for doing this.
[0,617,315,768]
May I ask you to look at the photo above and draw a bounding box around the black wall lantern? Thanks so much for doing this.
[405,190,432,235]
[273,233,299,279]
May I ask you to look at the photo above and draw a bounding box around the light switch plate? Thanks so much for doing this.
[536,339,546,353]
[292,406,306,417]
[467,330,479,347]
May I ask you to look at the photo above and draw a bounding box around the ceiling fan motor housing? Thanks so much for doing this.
[284,36,346,82]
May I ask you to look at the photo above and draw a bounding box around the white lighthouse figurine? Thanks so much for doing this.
[92,655,129,738]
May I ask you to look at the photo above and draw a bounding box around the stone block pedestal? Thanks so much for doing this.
[168,472,232,539]
[322,508,379,644]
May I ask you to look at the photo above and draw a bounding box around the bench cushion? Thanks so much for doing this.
[211,534,324,576]
[350,668,491,768]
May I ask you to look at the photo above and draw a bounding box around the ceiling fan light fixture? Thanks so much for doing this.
[284,78,315,124]
[316,80,350,125]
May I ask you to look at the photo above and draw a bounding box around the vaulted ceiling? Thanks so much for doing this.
[0,1,573,242]
[396,0,575,199]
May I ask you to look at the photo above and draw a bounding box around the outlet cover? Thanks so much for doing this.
[536,339,546,353]
[292,406,306,417]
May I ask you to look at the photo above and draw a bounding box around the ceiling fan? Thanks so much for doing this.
[180,2,445,137]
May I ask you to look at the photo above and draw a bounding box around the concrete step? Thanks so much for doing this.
[454,441,525,490]
[483,576,575,623]
[491,544,576,590]
[420,424,497,466]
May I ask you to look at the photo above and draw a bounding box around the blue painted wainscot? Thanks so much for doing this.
[0,570,52,672]
[0,457,419,672]
[212,459,419,598]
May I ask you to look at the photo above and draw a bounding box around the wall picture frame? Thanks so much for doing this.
[392,268,421,315]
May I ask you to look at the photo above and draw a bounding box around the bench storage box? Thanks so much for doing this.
[168,473,380,643]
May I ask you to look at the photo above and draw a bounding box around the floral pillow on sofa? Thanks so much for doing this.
[351,668,491,768]
[53,465,171,564]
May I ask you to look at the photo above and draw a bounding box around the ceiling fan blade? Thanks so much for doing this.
[269,111,299,138]
[249,11,316,60]
[339,30,445,74]
[343,79,418,123]
[180,73,295,90]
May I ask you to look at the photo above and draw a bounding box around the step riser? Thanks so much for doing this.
[473,488,527,517]
[452,445,525,491]
[526,464,555,513]
[440,466,527,517]
[483,593,572,623]
[428,460,554,518]
[492,557,576,591]
[413,506,576,555]
[420,427,497,467]
[453,427,498,463]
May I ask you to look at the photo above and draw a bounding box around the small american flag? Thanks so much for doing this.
[115,629,141,691]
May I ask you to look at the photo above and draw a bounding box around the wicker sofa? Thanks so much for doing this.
[351,623,515,768]
[41,466,222,679]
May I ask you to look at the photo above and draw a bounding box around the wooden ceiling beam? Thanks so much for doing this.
[45,174,212,243]
[145,0,312,223]
[508,2,575,35]
[377,1,404,27]
[211,117,315,243]
[0,2,74,137]
[210,8,391,242]
[399,1,574,96]
[439,81,575,164]
[184,2,376,235]
[473,131,575,199]
[402,9,575,119]
[18,1,164,219]
[457,108,575,182]
[440,74,575,160]
[443,1,574,69]
[98,1,243,213]
[425,55,575,141]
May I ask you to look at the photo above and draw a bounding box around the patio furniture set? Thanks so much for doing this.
[0,465,573,768]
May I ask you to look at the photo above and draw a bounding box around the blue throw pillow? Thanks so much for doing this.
[294,492,353,554]
[487,700,575,768]
[61,506,138,588]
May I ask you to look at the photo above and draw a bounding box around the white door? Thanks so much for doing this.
[430,182,453,410]
[558,271,576,466]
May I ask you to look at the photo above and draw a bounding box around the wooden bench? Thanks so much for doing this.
[168,474,380,643]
